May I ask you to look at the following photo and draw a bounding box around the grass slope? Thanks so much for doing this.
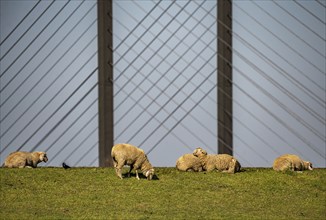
[1,167,325,219]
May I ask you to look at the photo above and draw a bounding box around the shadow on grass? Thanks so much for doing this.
[121,172,160,180]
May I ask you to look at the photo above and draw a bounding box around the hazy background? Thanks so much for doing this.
[1,0,325,167]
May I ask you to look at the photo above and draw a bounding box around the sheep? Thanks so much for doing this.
[111,143,155,180]
[176,153,204,172]
[3,151,48,168]
[193,147,241,174]
[273,154,313,172]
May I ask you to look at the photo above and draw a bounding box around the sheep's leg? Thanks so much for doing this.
[135,170,140,180]
[112,157,120,177]
[128,165,134,178]
[115,162,124,179]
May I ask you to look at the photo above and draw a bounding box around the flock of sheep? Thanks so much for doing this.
[2,143,313,180]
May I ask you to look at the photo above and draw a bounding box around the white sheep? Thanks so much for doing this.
[273,154,313,172]
[176,152,204,172]
[3,151,48,168]
[193,147,241,174]
[111,143,155,180]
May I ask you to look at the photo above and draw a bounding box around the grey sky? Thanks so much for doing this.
[1,0,325,168]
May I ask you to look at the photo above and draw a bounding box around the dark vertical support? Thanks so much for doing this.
[218,0,233,155]
[98,0,114,167]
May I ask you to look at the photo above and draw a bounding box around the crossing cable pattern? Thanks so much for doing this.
[0,0,99,166]
[231,1,325,166]
[113,0,325,167]
[113,0,220,167]
[114,1,216,147]
[1,0,325,167]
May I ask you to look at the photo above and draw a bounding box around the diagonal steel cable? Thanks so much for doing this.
[112,23,217,148]
[232,18,326,103]
[1,50,97,142]
[0,0,69,76]
[0,34,97,138]
[219,51,325,158]
[233,2,325,75]
[113,0,208,111]
[0,0,55,64]
[132,0,217,111]
[221,23,326,140]
[43,98,98,154]
[293,0,326,26]
[219,77,306,157]
[0,0,41,47]
[88,155,98,167]
[273,0,325,42]
[253,1,325,59]
[113,0,176,69]
[0,0,91,104]
[232,29,326,124]
[0,16,97,124]
[316,0,326,7]
[124,46,217,146]
[47,111,98,165]
[113,1,193,97]
[220,13,326,122]
[234,49,326,140]
[199,2,326,103]
[113,0,161,52]
[144,68,216,155]
[23,81,98,153]
[115,22,216,141]
[1,67,98,153]
[113,65,214,152]
[73,141,98,167]
[111,11,215,147]
[219,25,326,152]
[218,113,270,166]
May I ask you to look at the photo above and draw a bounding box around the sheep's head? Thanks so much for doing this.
[145,168,155,180]
[193,147,207,158]
[230,158,241,173]
[303,161,313,170]
[36,152,48,163]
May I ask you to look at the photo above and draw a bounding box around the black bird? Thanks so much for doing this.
[62,162,71,169]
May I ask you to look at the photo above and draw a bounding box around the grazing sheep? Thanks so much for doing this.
[273,154,313,172]
[111,143,155,180]
[176,153,204,172]
[193,148,241,174]
[3,151,48,168]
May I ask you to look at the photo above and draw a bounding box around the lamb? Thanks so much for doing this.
[3,151,48,168]
[111,143,155,180]
[193,147,241,174]
[273,154,313,172]
[176,151,205,172]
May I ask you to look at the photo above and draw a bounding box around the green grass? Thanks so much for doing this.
[1,167,325,219]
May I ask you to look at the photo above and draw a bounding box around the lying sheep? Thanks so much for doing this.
[176,152,204,172]
[3,151,48,168]
[111,143,155,180]
[193,147,241,174]
[273,154,313,172]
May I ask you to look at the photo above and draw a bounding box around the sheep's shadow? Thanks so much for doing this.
[122,172,159,180]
